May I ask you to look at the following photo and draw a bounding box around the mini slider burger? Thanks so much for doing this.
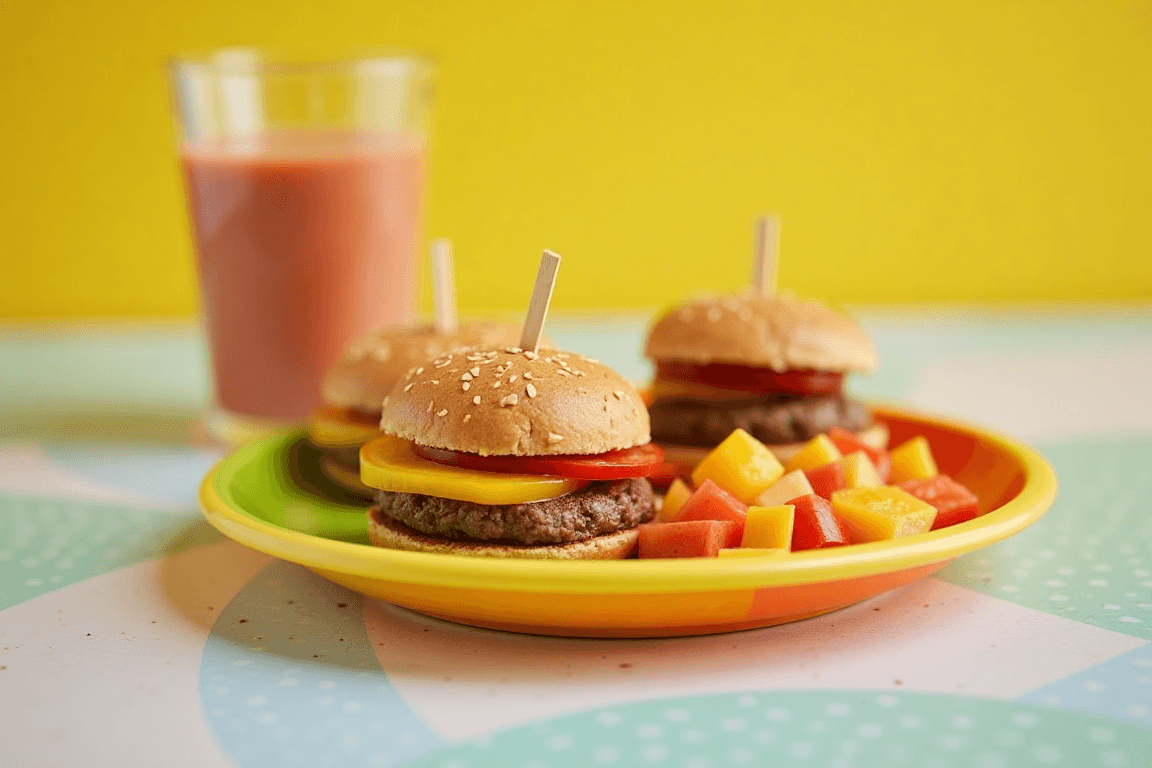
[309,237,524,494]
[359,251,664,558]
[644,216,885,469]
[308,321,524,493]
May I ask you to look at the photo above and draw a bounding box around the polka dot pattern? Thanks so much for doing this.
[1021,645,1152,727]
[405,692,1152,768]
[938,436,1152,640]
[0,494,220,609]
[200,560,442,768]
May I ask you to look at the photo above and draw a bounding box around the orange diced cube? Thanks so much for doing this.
[783,434,842,474]
[841,450,883,489]
[740,505,795,550]
[659,478,693,522]
[754,469,814,507]
[830,486,937,542]
[691,429,784,503]
[889,437,939,483]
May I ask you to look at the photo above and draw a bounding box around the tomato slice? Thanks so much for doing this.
[413,442,666,480]
[656,361,844,396]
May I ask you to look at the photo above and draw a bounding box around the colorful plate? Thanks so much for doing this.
[198,406,1056,638]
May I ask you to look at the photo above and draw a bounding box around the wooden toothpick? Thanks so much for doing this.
[430,238,458,335]
[752,213,780,294]
[519,250,562,353]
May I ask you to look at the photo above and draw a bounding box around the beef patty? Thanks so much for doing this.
[649,394,871,447]
[374,477,656,546]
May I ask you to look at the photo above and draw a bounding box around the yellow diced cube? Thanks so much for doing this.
[754,469,815,507]
[830,487,938,542]
[741,505,795,549]
[718,548,790,558]
[658,478,693,522]
[691,429,784,503]
[783,434,843,474]
[841,450,883,489]
[889,436,939,484]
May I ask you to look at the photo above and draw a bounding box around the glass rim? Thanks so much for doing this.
[168,46,434,76]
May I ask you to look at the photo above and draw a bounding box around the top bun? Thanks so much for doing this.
[645,292,876,373]
[323,321,524,412]
[380,347,650,456]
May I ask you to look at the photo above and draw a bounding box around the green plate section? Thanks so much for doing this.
[408,691,1150,768]
[215,430,371,544]
[939,435,1152,640]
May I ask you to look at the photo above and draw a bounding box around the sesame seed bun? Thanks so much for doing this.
[323,321,525,413]
[379,347,651,456]
[367,506,640,559]
[660,422,890,467]
[645,292,876,373]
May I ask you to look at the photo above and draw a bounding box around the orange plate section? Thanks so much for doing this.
[312,560,949,638]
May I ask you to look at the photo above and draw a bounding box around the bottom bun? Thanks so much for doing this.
[367,506,640,560]
[320,455,374,496]
[661,422,891,468]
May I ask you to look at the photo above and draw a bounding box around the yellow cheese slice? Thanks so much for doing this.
[360,436,587,505]
[308,406,382,448]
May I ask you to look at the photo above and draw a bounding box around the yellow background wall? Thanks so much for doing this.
[1,1,1149,319]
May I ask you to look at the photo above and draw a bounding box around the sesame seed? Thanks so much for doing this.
[613,390,624,400]
[572,369,585,376]
[547,432,564,444]
[526,383,537,398]
[462,382,471,391]
[505,347,522,354]
[473,395,481,405]
[461,372,473,381]
[557,369,571,377]
[436,409,448,417]
[585,358,600,364]
[508,374,518,383]
[470,367,481,377]
[493,380,502,388]
[404,383,414,392]
[523,371,533,380]
[524,351,538,360]
[555,352,569,358]
[500,394,519,407]
[430,380,439,385]
[543,357,553,363]
[416,367,425,374]
[463,414,472,423]
[427,400,434,412]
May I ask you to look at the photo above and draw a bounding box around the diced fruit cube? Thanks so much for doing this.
[888,436,938,484]
[740,505,795,550]
[718,548,789,558]
[678,478,750,539]
[658,478,693,522]
[783,434,842,474]
[789,494,852,550]
[754,469,814,507]
[899,474,980,530]
[828,426,892,482]
[805,461,847,499]
[691,429,784,503]
[830,487,937,542]
[840,450,883,489]
[638,520,741,558]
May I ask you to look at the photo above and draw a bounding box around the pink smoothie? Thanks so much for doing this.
[181,133,425,422]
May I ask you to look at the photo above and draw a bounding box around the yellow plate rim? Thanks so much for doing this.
[198,404,1057,595]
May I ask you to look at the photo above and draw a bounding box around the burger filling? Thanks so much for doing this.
[648,393,871,447]
[373,477,656,546]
